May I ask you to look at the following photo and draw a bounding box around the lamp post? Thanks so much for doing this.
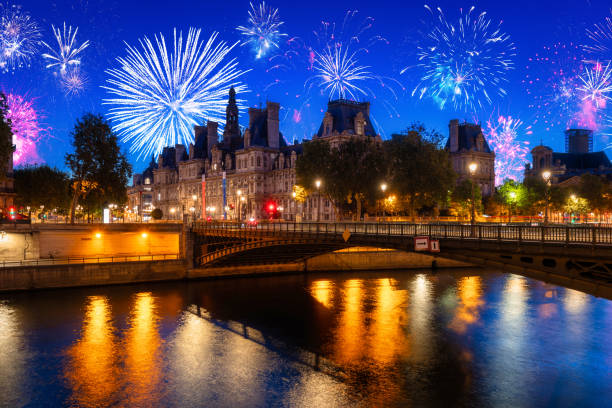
[315,179,322,222]
[237,189,242,221]
[468,162,478,231]
[542,170,551,225]
[380,183,387,221]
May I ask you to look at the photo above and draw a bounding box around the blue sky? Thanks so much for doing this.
[3,0,612,172]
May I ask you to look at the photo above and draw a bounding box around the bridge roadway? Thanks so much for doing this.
[192,221,612,297]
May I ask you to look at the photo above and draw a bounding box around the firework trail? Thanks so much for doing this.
[236,1,287,59]
[578,61,612,108]
[483,114,531,185]
[408,5,515,112]
[42,23,89,75]
[103,28,249,160]
[0,3,41,73]
[5,93,45,165]
[60,67,87,96]
[584,10,612,63]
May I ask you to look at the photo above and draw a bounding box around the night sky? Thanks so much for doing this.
[3,0,612,173]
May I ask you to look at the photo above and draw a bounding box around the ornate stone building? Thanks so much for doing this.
[446,119,496,196]
[0,127,15,213]
[128,91,380,221]
[524,129,612,186]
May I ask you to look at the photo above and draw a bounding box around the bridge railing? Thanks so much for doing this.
[193,221,612,246]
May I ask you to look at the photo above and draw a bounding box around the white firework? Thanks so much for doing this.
[42,23,89,75]
[578,61,612,109]
[60,68,87,96]
[311,44,372,100]
[0,3,41,72]
[103,28,249,160]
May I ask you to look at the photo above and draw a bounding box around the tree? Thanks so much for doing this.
[385,124,456,219]
[65,113,132,223]
[497,179,528,222]
[14,165,71,214]
[0,93,14,180]
[451,179,482,219]
[151,208,163,220]
[578,174,610,221]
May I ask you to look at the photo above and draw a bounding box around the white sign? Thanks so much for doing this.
[414,236,429,251]
[430,239,440,252]
[103,208,110,224]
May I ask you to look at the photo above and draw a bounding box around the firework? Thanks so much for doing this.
[104,28,249,160]
[409,5,515,111]
[42,23,89,75]
[5,93,45,165]
[60,68,87,96]
[584,11,612,63]
[311,44,372,100]
[484,115,531,185]
[236,1,286,59]
[578,61,612,109]
[0,3,41,73]
[523,43,597,132]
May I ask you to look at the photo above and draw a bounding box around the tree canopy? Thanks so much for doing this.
[14,165,71,212]
[65,113,131,223]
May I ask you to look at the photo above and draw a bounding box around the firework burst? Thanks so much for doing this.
[578,61,612,109]
[60,67,87,96]
[0,3,41,73]
[237,1,286,59]
[42,22,89,75]
[409,5,515,111]
[311,44,372,100]
[103,28,249,160]
[484,114,531,185]
[584,10,612,63]
[5,93,45,165]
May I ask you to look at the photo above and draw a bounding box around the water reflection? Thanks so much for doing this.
[310,279,334,309]
[123,292,163,406]
[409,274,434,363]
[449,276,485,334]
[332,279,365,365]
[65,296,118,407]
[0,302,29,406]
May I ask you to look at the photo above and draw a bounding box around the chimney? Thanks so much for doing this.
[175,144,186,164]
[248,107,260,128]
[188,143,194,159]
[243,129,251,148]
[449,119,459,152]
[207,121,218,157]
[267,101,280,149]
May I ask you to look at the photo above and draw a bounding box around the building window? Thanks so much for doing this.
[144,177,150,185]
[257,157,261,167]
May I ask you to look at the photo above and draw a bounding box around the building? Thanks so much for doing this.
[525,129,612,186]
[446,119,496,196]
[0,127,15,213]
[127,157,156,221]
[127,91,381,221]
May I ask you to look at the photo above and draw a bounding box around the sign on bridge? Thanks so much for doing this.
[414,236,440,253]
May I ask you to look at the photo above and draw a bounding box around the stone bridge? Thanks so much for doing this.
[191,221,612,298]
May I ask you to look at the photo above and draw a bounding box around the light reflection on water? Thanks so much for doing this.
[0,269,611,407]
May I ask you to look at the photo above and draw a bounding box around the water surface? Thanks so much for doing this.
[1,269,611,407]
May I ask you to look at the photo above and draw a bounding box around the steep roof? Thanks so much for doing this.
[445,123,493,153]
[315,99,377,138]
[248,108,287,148]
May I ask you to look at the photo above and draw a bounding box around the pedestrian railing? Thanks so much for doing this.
[194,221,612,246]
[0,253,181,268]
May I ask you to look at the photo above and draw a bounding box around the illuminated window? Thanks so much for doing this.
[144,177,150,185]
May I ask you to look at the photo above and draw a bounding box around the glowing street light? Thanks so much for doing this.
[468,162,478,229]
[542,170,552,225]
[315,179,322,222]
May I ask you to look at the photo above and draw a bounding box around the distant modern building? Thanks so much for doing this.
[127,90,380,221]
[525,128,612,186]
[446,119,496,196]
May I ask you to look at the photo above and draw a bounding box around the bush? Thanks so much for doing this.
[151,208,163,220]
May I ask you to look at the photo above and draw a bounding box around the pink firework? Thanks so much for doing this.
[5,93,45,165]
[484,115,531,185]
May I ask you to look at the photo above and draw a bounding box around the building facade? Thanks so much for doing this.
[525,128,612,186]
[0,126,15,213]
[446,119,496,196]
[128,90,381,221]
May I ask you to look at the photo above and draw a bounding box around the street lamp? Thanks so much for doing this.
[468,162,478,229]
[237,189,242,221]
[315,179,322,222]
[542,170,551,225]
[379,183,388,219]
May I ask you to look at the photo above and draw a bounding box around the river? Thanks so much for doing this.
[0,268,611,407]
